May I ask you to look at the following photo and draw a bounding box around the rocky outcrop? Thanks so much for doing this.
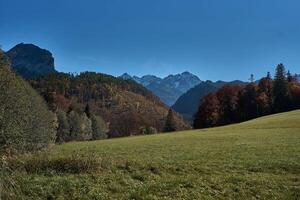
[6,43,57,78]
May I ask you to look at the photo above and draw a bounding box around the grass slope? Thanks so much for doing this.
[10,110,300,199]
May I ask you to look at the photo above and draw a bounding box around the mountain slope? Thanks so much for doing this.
[30,72,189,137]
[6,43,57,78]
[120,71,201,106]
[12,109,300,199]
[172,80,247,122]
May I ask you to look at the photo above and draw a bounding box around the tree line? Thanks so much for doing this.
[194,64,300,128]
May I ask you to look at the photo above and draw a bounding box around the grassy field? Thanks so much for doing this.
[7,110,300,199]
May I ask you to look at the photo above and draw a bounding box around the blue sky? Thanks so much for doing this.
[0,0,299,81]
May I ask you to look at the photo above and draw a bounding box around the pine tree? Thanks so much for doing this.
[249,74,255,83]
[272,64,289,112]
[164,109,176,132]
[267,72,271,79]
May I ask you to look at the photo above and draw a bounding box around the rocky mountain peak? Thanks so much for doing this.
[120,72,201,106]
[6,43,57,78]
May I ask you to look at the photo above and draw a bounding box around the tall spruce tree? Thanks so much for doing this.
[164,109,176,132]
[272,64,289,112]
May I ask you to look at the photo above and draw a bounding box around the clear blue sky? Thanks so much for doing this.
[1,0,299,81]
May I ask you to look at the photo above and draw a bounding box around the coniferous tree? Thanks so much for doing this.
[238,83,258,121]
[273,64,289,112]
[164,109,176,132]
[249,74,255,83]
[287,71,292,82]
[267,72,271,79]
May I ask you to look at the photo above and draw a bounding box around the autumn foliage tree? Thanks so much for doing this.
[216,85,241,125]
[193,93,220,128]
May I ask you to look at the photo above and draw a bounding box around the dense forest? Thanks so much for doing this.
[29,72,189,140]
[194,64,300,128]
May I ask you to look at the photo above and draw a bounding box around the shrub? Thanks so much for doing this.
[140,126,157,135]
[7,153,104,174]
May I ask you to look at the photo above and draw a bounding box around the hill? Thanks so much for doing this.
[8,110,300,199]
[6,43,57,78]
[120,71,201,106]
[172,80,246,122]
[29,72,189,138]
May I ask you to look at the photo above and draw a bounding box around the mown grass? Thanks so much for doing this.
[4,110,300,199]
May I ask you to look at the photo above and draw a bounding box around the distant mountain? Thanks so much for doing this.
[6,43,57,78]
[172,80,247,123]
[120,71,201,106]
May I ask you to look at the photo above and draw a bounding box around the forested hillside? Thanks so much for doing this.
[30,72,189,140]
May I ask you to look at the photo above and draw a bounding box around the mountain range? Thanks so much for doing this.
[120,72,201,106]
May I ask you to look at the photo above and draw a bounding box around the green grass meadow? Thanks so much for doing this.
[6,110,300,199]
